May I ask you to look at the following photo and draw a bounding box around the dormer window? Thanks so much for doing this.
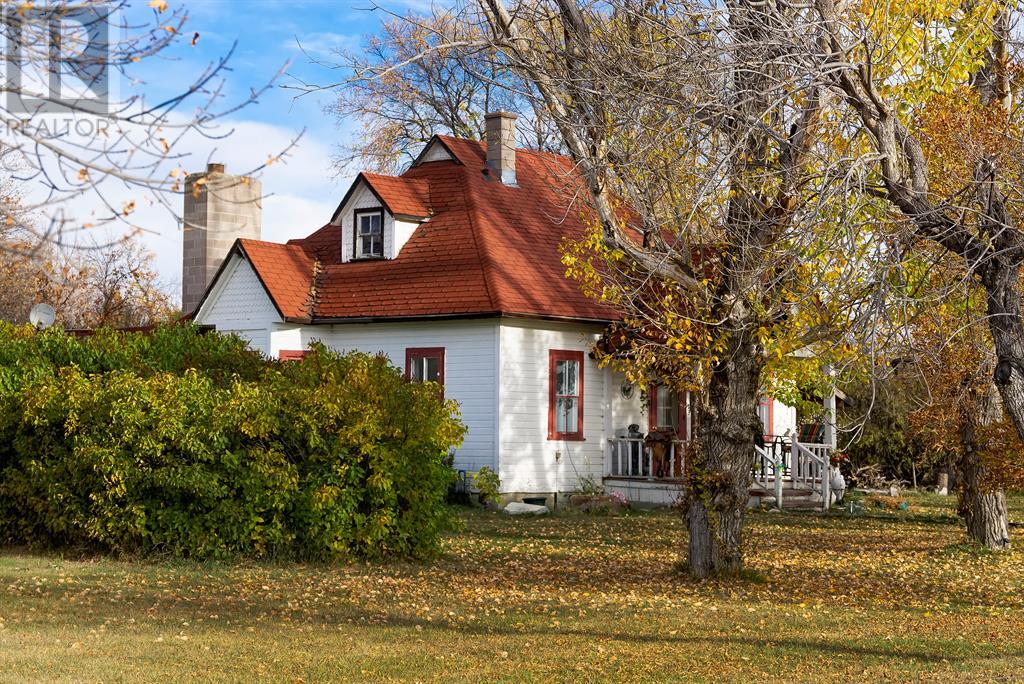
[354,209,384,259]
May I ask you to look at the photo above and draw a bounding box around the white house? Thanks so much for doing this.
[188,112,819,507]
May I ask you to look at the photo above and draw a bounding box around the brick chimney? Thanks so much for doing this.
[181,163,262,314]
[484,111,517,185]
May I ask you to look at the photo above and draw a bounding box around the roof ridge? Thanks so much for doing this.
[241,237,306,249]
[434,134,570,166]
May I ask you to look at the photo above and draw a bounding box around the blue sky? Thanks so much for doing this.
[118,0,435,293]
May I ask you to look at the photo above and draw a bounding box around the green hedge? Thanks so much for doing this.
[0,323,464,560]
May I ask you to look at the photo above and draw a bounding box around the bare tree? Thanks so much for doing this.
[293,7,557,174]
[0,1,297,256]
[58,238,176,329]
[469,0,878,577]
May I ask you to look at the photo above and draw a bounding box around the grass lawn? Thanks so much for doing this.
[1,493,1022,682]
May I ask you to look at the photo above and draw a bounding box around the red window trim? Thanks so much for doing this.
[648,384,687,440]
[759,397,774,440]
[405,347,445,386]
[279,350,308,361]
[548,350,584,441]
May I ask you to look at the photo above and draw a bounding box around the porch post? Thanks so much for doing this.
[822,463,831,511]
[822,371,837,450]
[774,458,783,508]
[822,374,836,511]
[602,366,612,479]
[685,391,692,442]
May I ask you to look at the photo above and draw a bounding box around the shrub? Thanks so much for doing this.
[0,324,464,560]
[472,466,501,505]
[276,348,464,559]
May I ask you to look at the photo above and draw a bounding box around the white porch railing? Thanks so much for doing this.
[606,436,833,510]
[753,444,784,505]
[791,441,832,509]
[607,437,686,479]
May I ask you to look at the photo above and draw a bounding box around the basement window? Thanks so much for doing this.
[354,209,384,259]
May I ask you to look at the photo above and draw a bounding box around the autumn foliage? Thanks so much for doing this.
[0,324,464,560]
[907,291,1024,493]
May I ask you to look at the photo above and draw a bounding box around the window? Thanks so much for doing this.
[548,350,584,440]
[757,397,773,439]
[649,384,687,438]
[279,350,308,361]
[354,209,384,258]
[406,347,445,385]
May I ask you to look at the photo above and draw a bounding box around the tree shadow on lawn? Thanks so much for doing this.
[2,564,1014,668]
[319,606,1024,666]
[4,556,1016,635]
[753,509,962,528]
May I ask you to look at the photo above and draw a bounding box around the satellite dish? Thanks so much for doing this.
[29,303,56,330]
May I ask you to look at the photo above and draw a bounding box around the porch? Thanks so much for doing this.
[604,435,835,509]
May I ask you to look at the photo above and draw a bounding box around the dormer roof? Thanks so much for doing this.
[329,172,433,223]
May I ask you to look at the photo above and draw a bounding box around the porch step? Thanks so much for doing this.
[749,486,824,510]
[776,497,825,510]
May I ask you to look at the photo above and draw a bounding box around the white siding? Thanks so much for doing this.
[771,399,797,441]
[497,318,610,494]
[194,255,280,355]
[609,376,646,434]
[418,140,453,163]
[393,218,419,256]
[269,325,304,358]
[338,182,392,262]
[304,319,498,472]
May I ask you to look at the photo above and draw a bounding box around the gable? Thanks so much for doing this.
[194,254,282,328]
[331,178,381,226]
[338,181,389,262]
[416,139,455,164]
[333,178,429,262]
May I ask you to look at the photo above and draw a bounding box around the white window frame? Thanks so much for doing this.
[354,209,384,259]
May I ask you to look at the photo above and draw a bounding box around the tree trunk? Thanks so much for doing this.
[957,400,1011,550]
[982,270,1024,445]
[958,450,1011,550]
[687,336,761,578]
[684,6,780,579]
[973,7,1024,446]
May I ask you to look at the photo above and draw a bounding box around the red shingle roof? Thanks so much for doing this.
[227,136,618,323]
[237,240,315,320]
[361,173,432,218]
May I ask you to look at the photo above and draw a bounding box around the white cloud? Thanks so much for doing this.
[281,32,362,60]
[4,113,345,306]
[142,118,344,299]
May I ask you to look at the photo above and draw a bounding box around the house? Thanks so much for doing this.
[187,111,826,507]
